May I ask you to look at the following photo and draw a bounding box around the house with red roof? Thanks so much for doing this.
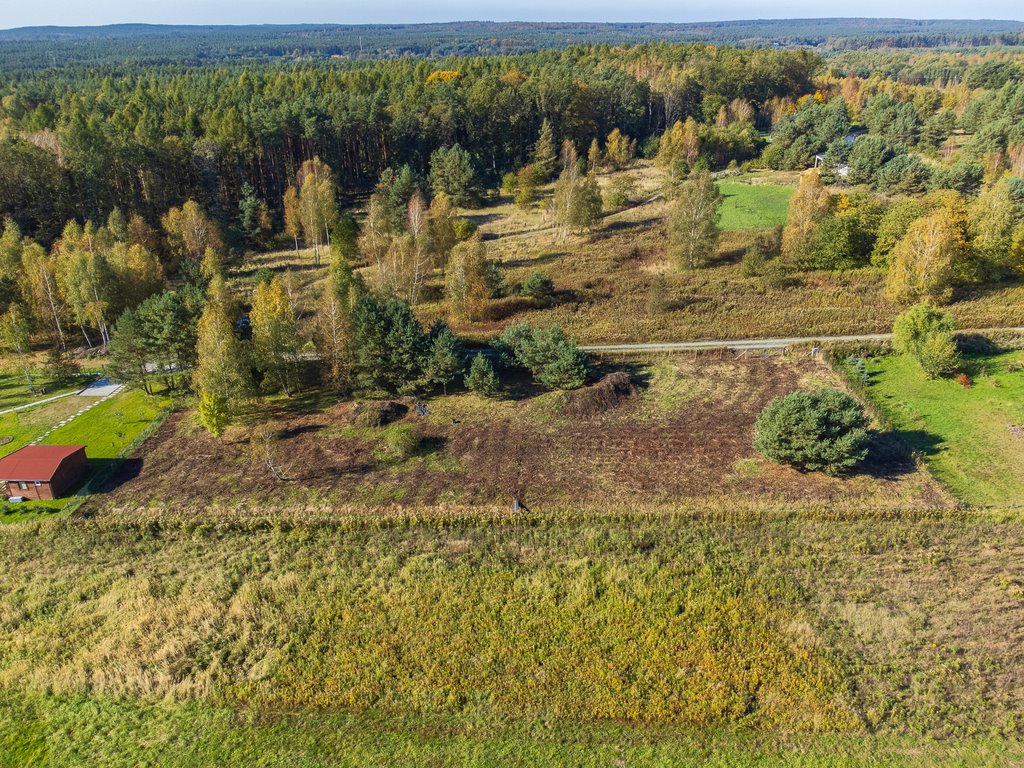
[0,445,88,501]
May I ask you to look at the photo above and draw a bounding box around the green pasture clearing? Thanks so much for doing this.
[858,351,1024,506]
[2,693,1021,768]
[716,180,795,231]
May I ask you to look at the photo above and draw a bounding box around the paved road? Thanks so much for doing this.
[581,327,1024,354]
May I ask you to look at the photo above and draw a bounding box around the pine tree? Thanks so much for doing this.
[428,144,478,207]
[351,294,430,396]
[465,352,500,397]
[107,312,149,395]
[425,321,463,394]
[531,119,557,181]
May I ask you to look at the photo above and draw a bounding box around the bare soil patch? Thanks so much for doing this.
[98,356,947,510]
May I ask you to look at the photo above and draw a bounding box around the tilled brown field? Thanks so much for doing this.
[98,356,948,510]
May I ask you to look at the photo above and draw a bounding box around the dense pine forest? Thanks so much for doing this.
[1,19,1023,71]
[0,44,820,241]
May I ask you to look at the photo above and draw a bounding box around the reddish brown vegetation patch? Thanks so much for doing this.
[98,357,946,511]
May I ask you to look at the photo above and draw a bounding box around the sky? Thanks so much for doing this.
[1,0,1023,29]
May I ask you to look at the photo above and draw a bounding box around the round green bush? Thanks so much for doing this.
[753,388,870,476]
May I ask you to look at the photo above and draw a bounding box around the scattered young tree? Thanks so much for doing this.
[871,199,927,267]
[314,258,363,392]
[194,289,250,435]
[331,213,360,263]
[782,171,832,266]
[445,236,495,321]
[885,210,965,304]
[251,276,302,395]
[283,185,302,256]
[520,271,554,301]
[238,182,272,248]
[969,177,1024,278]
[20,242,65,348]
[0,304,34,390]
[286,157,338,266]
[531,119,557,182]
[249,422,289,481]
[350,294,430,396]
[425,321,463,394]
[754,389,870,476]
[604,174,638,210]
[426,192,459,273]
[603,128,635,170]
[496,321,588,390]
[375,165,423,231]
[667,169,722,270]
[552,142,602,236]
[107,308,153,395]
[465,352,500,397]
[657,118,701,181]
[514,165,539,209]
[587,138,602,172]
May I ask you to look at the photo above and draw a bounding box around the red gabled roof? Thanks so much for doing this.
[0,445,86,482]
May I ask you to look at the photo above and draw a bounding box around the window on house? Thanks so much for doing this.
[18,481,27,490]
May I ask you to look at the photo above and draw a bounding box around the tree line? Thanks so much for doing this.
[0,43,819,243]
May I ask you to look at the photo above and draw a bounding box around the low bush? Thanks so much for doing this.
[520,271,555,301]
[917,332,961,379]
[754,389,870,476]
[352,400,408,428]
[893,303,961,378]
[566,371,636,416]
[376,425,420,462]
[495,321,589,390]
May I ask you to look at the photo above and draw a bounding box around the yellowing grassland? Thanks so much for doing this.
[2,507,1024,765]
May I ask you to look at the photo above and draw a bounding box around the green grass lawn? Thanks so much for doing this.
[859,351,1024,505]
[0,372,94,412]
[0,387,170,520]
[717,180,795,231]
[2,694,1021,768]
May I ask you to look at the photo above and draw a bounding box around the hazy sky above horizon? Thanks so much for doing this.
[1,1,1023,29]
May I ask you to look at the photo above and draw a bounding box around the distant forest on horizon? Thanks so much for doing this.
[1,18,1024,70]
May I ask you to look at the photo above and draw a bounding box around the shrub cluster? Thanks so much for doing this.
[753,388,871,476]
[495,321,589,390]
[892,303,962,378]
